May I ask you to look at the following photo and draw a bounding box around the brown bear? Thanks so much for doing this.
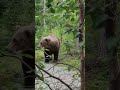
[40,35,60,63]
[7,23,35,88]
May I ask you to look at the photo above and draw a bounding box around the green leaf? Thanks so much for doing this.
[64,29,72,34]
[68,66,72,71]
[71,18,74,21]
[39,63,45,69]
[50,8,55,13]
[79,41,85,47]
[75,32,80,38]
[48,0,53,4]
[47,3,52,8]
[37,74,44,81]
[44,48,49,51]
[21,54,34,59]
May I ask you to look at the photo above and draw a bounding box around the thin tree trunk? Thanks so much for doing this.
[78,0,85,90]
[43,0,46,29]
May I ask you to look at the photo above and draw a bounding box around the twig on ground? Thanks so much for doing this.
[36,64,73,90]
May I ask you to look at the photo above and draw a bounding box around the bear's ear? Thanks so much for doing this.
[45,38,50,42]
[16,25,21,30]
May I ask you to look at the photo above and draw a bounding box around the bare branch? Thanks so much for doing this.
[36,74,53,90]
[56,62,80,72]
[35,64,73,90]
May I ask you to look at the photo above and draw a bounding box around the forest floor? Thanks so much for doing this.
[0,56,35,90]
[35,62,81,90]
[0,50,80,90]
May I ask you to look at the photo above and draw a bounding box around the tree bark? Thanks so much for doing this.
[97,29,107,59]
[43,0,46,29]
[105,0,120,90]
[78,0,85,90]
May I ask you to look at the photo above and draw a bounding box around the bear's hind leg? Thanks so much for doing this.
[44,50,52,63]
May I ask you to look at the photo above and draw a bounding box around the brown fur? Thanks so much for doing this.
[40,35,60,63]
[7,23,34,52]
[7,23,35,88]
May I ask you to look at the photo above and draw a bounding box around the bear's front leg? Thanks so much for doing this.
[44,50,52,63]
[22,51,35,88]
[54,51,59,62]
[22,58,35,88]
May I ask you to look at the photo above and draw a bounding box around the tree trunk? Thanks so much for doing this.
[105,0,120,90]
[97,29,107,60]
[43,0,46,29]
[78,0,85,90]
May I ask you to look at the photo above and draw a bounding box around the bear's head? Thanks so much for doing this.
[7,24,34,53]
[39,35,60,50]
[40,37,51,48]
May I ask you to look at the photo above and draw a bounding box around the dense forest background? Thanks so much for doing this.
[35,0,81,64]
[0,0,120,90]
[35,0,82,89]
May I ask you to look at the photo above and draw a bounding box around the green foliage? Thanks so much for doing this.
[35,0,80,78]
[0,56,22,89]
[35,0,79,35]
[35,0,80,57]
[35,1,81,89]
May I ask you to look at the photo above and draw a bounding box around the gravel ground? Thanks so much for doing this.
[35,63,81,90]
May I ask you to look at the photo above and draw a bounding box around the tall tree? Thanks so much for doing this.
[105,0,120,90]
[78,0,85,90]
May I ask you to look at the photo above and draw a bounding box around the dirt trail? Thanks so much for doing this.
[35,63,81,90]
